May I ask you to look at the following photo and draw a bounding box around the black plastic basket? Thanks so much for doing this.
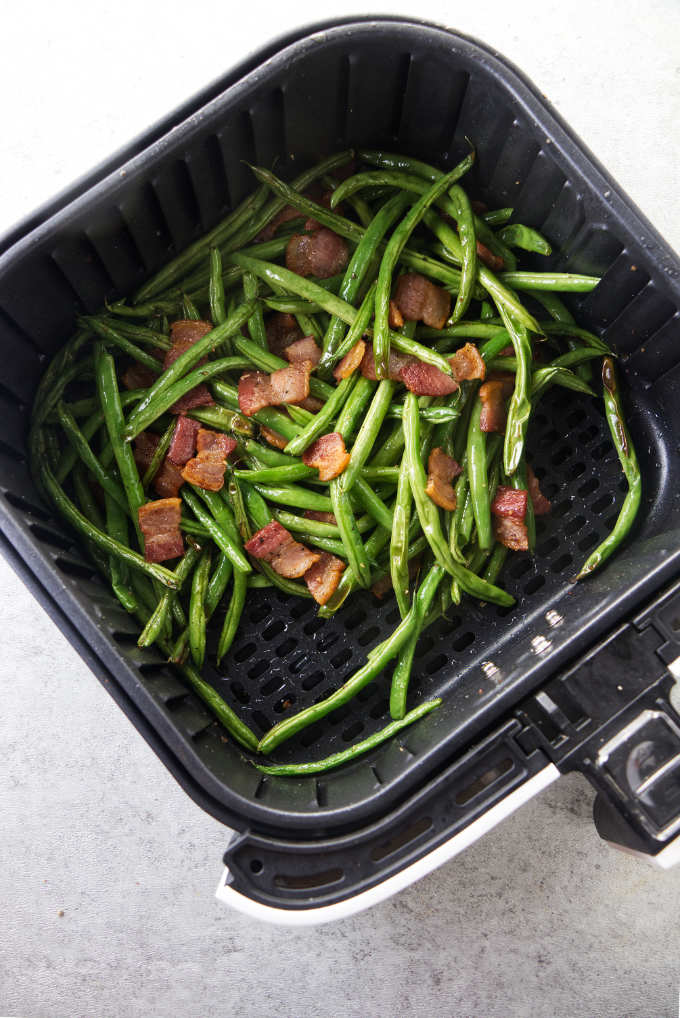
[2,17,680,922]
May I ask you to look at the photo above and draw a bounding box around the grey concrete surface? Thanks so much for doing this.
[2,2,680,1017]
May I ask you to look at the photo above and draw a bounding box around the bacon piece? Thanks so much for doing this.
[304,510,337,525]
[256,203,302,242]
[476,241,505,272]
[400,359,458,397]
[285,228,349,278]
[265,313,303,357]
[284,336,321,367]
[167,416,200,466]
[181,427,235,492]
[304,552,346,605]
[164,319,213,369]
[238,372,273,416]
[245,520,320,579]
[471,199,488,214]
[269,363,311,405]
[389,300,404,329]
[393,273,451,329]
[527,465,551,516]
[359,342,409,382]
[491,485,528,519]
[449,342,486,382]
[261,426,288,450]
[493,515,528,552]
[133,432,160,471]
[302,432,350,481]
[334,339,366,381]
[138,497,183,563]
[425,447,462,511]
[170,384,214,414]
[122,363,157,391]
[153,460,185,499]
[299,396,324,414]
[479,377,513,433]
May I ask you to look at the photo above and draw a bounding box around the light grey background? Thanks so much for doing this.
[1,2,679,1017]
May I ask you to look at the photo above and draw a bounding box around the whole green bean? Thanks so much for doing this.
[209,247,227,327]
[390,453,413,618]
[498,224,552,256]
[210,380,301,439]
[466,397,493,550]
[217,567,248,664]
[182,487,251,574]
[284,375,357,456]
[235,463,316,484]
[499,272,600,292]
[449,184,477,322]
[330,476,371,588]
[189,549,212,669]
[340,380,395,492]
[84,317,164,372]
[138,544,201,647]
[142,417,176,489]
[252,483,333,513]
[56,402,129,514]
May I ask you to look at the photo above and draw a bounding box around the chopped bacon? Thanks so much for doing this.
[284,336,321,367]
[261,426,288,450]
[265,313,303,357]
[493,515,528,552]
[400,359,458,397]
[245,520,320,579]
[301,432,350,481]
[269,363,311,405]
[256,203,303,242]
[389,300,404,329]
[285,228,349,278]
[133,432,160,472]
[527,465,551,516]
[170,383,214,414]
[334,339,366,381]
[491,485,528,519]
[393,273,451,329]
[304,552,346,605]
[425,447,462,511]
[153,460,185,498]
[476,241,505,272]
[479,377,513,433]
[163,319,213,369]
[238,371,273,416]
[167,416,200,466]
[359,342,409,382]
[138,497,184,563]
[181,427,235,492]
[449,342,486,382]
[299,396,324,414]
[304,510,337,525]
[122,363,157,391]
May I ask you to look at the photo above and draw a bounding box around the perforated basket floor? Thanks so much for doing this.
[1,18,680,835]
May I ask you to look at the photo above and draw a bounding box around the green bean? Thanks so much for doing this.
[351,476,394,531]
[138,544,201,647]
[227,252,454,376]
[241,270,266,350]
[335,376,376,441]
[483,544,508,586]
[108,298,180,319]
[499,272,600,292]
[39,456,179,588]
[284,375,358,456]
[215,565,246,665]
[482,208,514,226]
[141,417,175,489]
[71,462,105,530]
[340,380,395,492]
[189,549,211,668]
[466,397,493,550]
[531,366,596,399]
[182,657,258,750]
[536,320,612,354]
[123,301,255,437]
[181,294,200,320]
[448,184,477,322]
[234,463,316,484]
[208,247,227,327]
[449,464,469,564]
[360,466,401,483]
[83,317,164,373]
[403,393,513,605]
[258,564,444,752]
[257,699,441,775]
[102,488,137,612]
[329,476,371,588]
[209,381,300,439]
[373,156,475,376]
[577,358,641,579]
[55,402,129,513]
[323,281,377,372]
[249,482,332,513]
[494,306,532,477]
[182,487,251,574]
[100,318,172,349]
[390,454,413,618]
[498,224,552,256]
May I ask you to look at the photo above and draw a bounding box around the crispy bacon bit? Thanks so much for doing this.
[285,228,349,278]
[181,427,235,492]
[389,300,404,329]
[299,396,324,414]
[334,339,366,381]
[400,359,458,396]
[122,363,157,391]
[479,377,513,433]
[493,515,528,552]
[425,447,462,511]
[265,313,303,357]
[393,273,451,329]
[527,465,551,516]
[153,460,185,498]
[359,342,409,382]
[138,497,184,563]
[167,416,200,466]
[476,241,505,272]
[304,552,346,605]
[449,342,486,382]
[284,336,321,367]
[245,520,320,579]
[269,364,311,405]
[261,426,289,450]
[170,384,214,414]
[164,319,213,369]
[491,485,528,519]
[238,372,273,416]
[301,432,350,481]
[304,510,337,525]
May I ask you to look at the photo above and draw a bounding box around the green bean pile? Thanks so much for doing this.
[29,147,641,776]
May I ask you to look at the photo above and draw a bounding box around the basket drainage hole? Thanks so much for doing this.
[276,637,297,658]
[274,694,296,714]
[592,493,614,513]
[578,531,600,552]
[331,648,352,669]
[425,653,447,676]
[248,659,269,680]
[452,631,474,652]
[260,675,283,696]
[358,626,381,647]
[248,603,271,625]
[233,642,257,663]
[230,681,250,705]
[551,553,573,573]
[524,575,546,596]
[565,514,586,536]
[578,478,599,497]
[302,670,324,692]
[370,816,432,862]
[249,859,263,874]
[263,620,285,641]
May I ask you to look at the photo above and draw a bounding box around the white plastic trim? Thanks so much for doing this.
[215,763,560,926]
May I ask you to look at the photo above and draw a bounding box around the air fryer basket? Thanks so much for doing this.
[2,18,680,912]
